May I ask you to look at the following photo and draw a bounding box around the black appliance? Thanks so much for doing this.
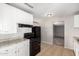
[24,33,34,39]
[32,26,41,38]
[24,26,41,56]
[18,23,33,28]
[30,26,41,56]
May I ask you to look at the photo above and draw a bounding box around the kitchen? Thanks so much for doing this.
[0,3,79,56]
[0,3,41,56]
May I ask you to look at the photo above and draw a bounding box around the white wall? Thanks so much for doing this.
[64,16,74,49]
[36,16,78,50]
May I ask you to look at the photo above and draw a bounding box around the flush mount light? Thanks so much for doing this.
[47,13,53,17]
[45,12,54,17]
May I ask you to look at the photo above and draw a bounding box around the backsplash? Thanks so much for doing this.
[0,27,32,40]
[0,33,22,39]
[17,28,32,38]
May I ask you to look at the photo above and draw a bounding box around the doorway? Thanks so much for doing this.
[53,22,64,47]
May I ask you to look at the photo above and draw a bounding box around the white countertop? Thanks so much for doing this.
[0,38,29,48]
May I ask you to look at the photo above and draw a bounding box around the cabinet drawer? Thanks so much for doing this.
[0,45,17,56]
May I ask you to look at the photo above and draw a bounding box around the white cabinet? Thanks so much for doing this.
[0,40,30,56]
[17,40,29,56]
[0,45,17,56]
[0,4,17,34]
[74,15,79,27]
[15,9,33,25]
[17,42,25,56]
[0,3,33,34]
[14,40,29,56]
[74,39,79,56]
[74,39,76,55]
[23,40,29,56]
[17,41,29,56]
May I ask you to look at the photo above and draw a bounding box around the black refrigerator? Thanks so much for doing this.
[30,26,41,56]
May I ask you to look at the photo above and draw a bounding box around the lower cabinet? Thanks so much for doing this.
[17,40,29,56]
[23,41,29,56]
[0,40,29,56]
[0,45,17,56]
[74,39,79,56]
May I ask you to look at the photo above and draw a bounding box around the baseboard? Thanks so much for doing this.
[54,36,64,38]
[64,46,74,50]
[41,41,53,45]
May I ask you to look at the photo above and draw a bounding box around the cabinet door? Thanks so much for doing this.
[3,4,17,34]
[74,39,76,55]
[74,15,79,27]
[0,4,17,34]
[0,45,17,56]
[24,45,29,56]
[18,44,29,56]
[15,9,33,25]
[0,4,33,34]
[23,41,29,56]
[17,42,25,56]
[17,40,29,56]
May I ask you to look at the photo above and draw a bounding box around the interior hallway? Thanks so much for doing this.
[53,25,64,47]
[37,43,75,56]
[53,37,64,47]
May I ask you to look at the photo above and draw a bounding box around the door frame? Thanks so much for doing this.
[53,21,65,47]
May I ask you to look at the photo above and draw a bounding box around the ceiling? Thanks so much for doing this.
[8,3,79,18]
[30,3,79,18]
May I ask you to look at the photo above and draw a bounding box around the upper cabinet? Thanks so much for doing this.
[0,3,33,34]
[15,9,33,25]
[74,15,79,27]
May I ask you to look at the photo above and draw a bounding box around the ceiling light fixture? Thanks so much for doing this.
[45,12,54,17]
[47,13,53,17]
